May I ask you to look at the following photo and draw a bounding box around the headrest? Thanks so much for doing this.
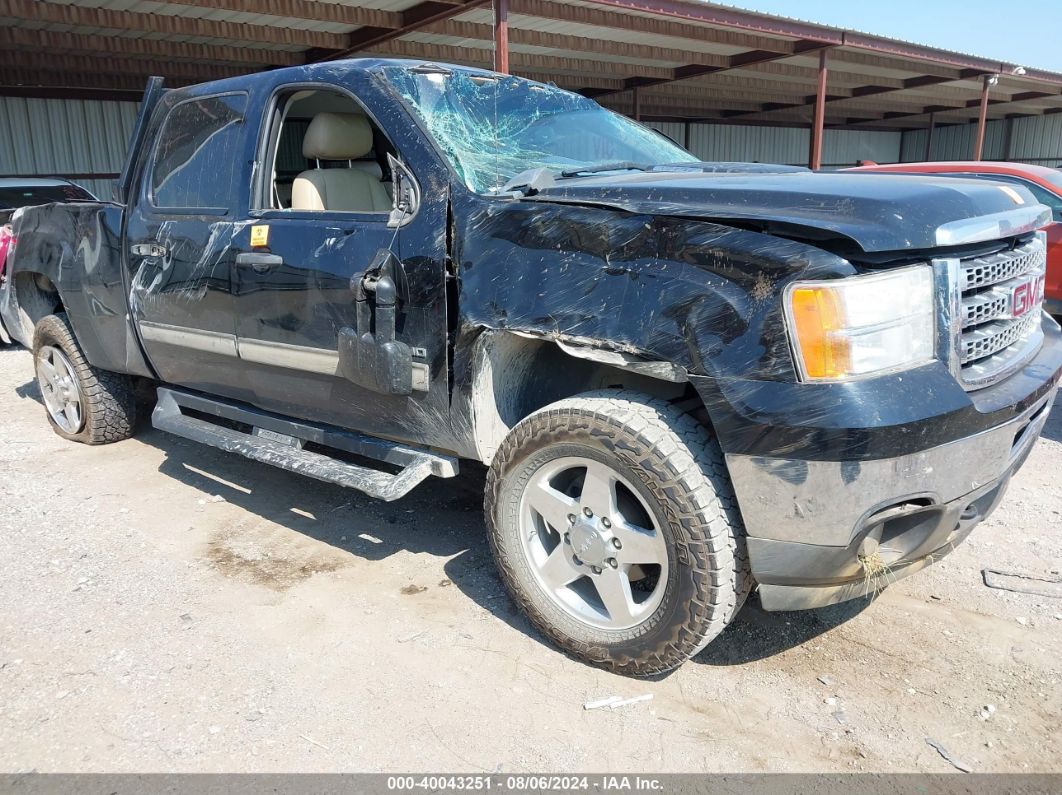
[303,112,373,160]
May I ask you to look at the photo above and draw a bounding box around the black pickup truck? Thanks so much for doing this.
[3,60,1060,675]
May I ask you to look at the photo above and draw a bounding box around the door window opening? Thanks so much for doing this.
[262,88,397,214]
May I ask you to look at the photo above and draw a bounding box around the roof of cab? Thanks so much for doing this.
[170,58,499,96]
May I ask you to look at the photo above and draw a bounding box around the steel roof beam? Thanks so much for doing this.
[581,0,843,44]
[367,38,675,81]
[422,18,729,67]
[509,0,818,53]
[579,40,832,98]
[135,0,404,29]
[0,0,347,51]
[0,52,252,84]
[0,27,302,67]
[581,0,1058,83]
[840,31,1008,75]
[839,89,1062,126]
[724,69,993,119]
[309,0,492,62]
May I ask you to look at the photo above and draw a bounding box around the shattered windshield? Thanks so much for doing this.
[383,68,697,193]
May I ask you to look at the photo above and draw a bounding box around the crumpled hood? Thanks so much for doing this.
[524,169,1046,253]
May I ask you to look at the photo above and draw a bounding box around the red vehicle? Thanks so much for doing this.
[847,162,1062,316]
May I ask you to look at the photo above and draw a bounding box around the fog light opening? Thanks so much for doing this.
[855,530,895,595]
[854,498,941,591]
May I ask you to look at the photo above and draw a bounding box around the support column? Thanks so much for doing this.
[684,121,691,151]
[924,112,936,161]
[809,49,828,170]
[631,86,641,121]
[493,0,509,75]
[973,74,996,160]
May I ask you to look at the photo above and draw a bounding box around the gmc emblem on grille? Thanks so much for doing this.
[1011,275,1046,318]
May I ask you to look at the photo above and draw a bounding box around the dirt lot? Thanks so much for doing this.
[1,343,1060,774]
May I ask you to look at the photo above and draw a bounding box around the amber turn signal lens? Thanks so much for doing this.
[788,286,850,379]
[786,266,934,381]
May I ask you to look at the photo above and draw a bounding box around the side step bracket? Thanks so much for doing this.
[152,388,458,501]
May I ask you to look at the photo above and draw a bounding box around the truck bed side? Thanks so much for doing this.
[0,201,154,379]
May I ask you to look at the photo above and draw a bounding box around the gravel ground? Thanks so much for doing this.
[1,343,1060,773]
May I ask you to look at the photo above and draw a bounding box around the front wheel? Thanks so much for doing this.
[33,313,136,444]
[485,389,750,676]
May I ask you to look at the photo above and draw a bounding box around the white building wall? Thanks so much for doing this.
[0,97,139,199]
[901,115,1062,166]
[649,121,901,166]
[9,93,1062,191]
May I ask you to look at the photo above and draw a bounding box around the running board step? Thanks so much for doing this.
[152,388,458,501]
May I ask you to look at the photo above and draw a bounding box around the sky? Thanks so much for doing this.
[724,1,1062,72]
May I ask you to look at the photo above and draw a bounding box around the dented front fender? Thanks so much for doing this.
[452,195,854,383]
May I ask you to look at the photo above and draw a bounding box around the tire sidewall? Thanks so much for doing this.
[489,411,724,671]
[33,320,87,442]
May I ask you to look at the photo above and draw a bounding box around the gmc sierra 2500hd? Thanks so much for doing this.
[3,60,1060,676]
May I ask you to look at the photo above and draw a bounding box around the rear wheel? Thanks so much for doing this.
[485,389,750,676]
[37,344,84,435]
[33,313,136,444]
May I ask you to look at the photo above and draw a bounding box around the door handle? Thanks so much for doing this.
[131,242,168,258]
[236,252,284,273]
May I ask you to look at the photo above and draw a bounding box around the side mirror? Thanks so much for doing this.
[387,153,420,229]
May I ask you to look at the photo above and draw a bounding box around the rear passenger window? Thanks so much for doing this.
[151,94,248,210]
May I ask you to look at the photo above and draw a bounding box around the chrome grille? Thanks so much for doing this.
[962,311,1040,363]
[963,291,1010,327]
[955,237,1046,389]
[960,243,1044,291]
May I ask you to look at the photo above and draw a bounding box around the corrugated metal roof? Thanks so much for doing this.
[2,0,1062,176]
[405,32,689,69]
[5,0,1062,120]
[717,2,1056,72]
[454,7,753,56]
[45,0,358,33]
[563,0,801,42]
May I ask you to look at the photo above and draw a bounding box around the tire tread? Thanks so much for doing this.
[33,313,136,445]
[485,389,751,676]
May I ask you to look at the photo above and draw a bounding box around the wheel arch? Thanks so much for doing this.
[462,329,716,464]
[8,270,65,347]
[2,203,154,378]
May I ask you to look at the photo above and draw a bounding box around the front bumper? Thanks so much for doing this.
[694,315,1062,612]
[736,387,1053,610]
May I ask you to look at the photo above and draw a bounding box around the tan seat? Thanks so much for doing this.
[291,112,391,212]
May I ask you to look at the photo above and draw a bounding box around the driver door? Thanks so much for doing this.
[229,80,451,448]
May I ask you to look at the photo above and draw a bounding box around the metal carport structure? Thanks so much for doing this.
[2,0,1062,186]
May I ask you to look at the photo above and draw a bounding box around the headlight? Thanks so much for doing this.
[785,265,935,381]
